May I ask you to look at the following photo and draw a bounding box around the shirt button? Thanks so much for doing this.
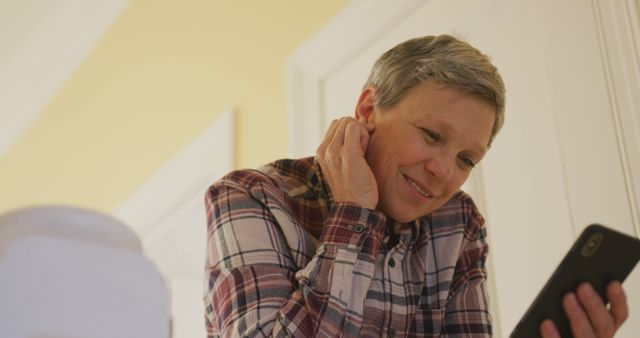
[353,224,365,233]
[388,258,396,267]
[388,327,396,337]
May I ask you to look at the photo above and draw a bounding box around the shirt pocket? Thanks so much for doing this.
[411,307,445,337]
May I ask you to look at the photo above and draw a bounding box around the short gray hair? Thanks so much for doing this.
[364,34,506,144]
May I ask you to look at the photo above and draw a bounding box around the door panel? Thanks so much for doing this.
[297,0,640,336]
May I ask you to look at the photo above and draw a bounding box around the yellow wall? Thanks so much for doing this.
[0,0,348,215]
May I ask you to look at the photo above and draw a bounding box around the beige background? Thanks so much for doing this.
[1,1,639,337]
[0,0,348,215]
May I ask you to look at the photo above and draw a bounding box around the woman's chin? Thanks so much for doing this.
[378,203,419,223]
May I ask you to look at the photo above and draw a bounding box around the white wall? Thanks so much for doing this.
[289,0,640,336]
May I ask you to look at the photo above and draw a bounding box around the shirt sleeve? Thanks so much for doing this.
[441,198,493,337]
[204,180,387,337]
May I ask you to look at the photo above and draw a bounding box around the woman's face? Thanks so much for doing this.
[356,82,495,222]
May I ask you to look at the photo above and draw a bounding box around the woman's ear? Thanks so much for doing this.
[354,87,376,123]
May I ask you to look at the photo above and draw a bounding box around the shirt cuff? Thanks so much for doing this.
[319,202,387,256]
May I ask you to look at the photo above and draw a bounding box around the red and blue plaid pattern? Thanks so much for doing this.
[204,157,492,337]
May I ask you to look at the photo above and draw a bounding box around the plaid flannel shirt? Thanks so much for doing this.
[204,157,492,337]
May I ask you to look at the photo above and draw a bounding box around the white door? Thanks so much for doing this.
[288,0,640,336]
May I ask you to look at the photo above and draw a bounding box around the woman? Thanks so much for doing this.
[204,35,627,337]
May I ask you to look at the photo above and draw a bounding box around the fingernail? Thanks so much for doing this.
[540,319,556,337]
[610,280,623,294]
[564,292,578,307]
[578,282,594,296]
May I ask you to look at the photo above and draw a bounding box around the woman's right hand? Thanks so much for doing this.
[316,117,378,210]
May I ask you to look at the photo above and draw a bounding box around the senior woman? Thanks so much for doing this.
[204,35,628,337]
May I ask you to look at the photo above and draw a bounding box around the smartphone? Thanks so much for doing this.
[510,224,640,338]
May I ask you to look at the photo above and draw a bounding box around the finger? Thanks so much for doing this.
[343,121,367,156]
[576,283,615,337]
[319,118,349,163]
[317,119,341,157]
[316,120,342,189]
[539,319,561,338]
[326,118,341,137]
[563,292,596,338]
[607,281,628,329]
[327,118,355,156]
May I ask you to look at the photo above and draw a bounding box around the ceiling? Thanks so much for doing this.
[0,0,129,159]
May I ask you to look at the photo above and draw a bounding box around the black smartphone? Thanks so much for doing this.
[510,224,640,338]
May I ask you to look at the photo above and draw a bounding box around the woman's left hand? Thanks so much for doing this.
[540,281,628,338]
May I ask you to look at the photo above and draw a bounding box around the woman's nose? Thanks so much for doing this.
[424,156,454,182]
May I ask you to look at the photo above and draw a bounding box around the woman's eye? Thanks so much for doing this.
[421,128,441,143]
[459,156,476,169]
